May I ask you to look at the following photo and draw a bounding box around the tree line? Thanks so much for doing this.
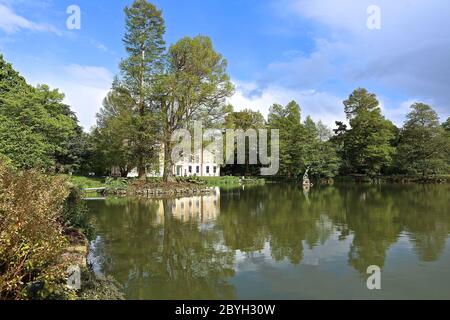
[0,0,449,180]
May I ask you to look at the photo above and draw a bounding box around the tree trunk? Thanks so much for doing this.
[138,159,146,180]
[163,142,176,182]
[120,167,129,178]
[137,49,146,181]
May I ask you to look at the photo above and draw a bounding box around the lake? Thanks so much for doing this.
[86,183,450,300]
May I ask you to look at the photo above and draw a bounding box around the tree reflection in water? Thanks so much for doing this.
[88,191,236,300]
[88,183,450,299]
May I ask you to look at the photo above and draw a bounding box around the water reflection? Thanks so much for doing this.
[156,189,220,224]
[89,189,235,300]
[87,184,450,299]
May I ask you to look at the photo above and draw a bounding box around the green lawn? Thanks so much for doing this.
[202,176,241,185]
[66,175,106,189]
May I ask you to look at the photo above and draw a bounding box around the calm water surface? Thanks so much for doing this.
[87,183,450,300]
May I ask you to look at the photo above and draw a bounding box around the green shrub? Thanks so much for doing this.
[0,162,73,299]
[61,187,95,241]
[105,177,128,189]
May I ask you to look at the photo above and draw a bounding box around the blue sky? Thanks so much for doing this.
[1,0,449,130]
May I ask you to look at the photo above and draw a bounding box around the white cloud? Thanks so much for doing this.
[264,0,450,122]
[0,4,60,35]
[61,84,110,131]
[229,80,441,129]
[63,64,114,89]
[229,80,345,129]
[27,64,113,131]
[382,98,437,127]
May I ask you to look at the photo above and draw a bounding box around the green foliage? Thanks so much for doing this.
[203,176,241,185]
[93,0,166,179]
[334,88,396,175]
[121,0,166,92]
[61,187,95,241]
[223,108,266,176]
[302,117,341,179]
[92,86,140,177]
[267,102,340,179]
[105,177,128,189]
[119,0,166,178]
[0,115,52,169]
[225,108,265,130]
[160,35,234,181]
[443,117,450,132]
[344,88,379,117]
[268,101,305,178]
[0,55,84,172]
[0,162,72,300]
[69,175,105,189]
[396,103,448,176]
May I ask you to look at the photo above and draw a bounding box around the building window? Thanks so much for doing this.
[189,166,192,174]
[213,166,217,174]
[206,166,210,174]
[196,166,200,174]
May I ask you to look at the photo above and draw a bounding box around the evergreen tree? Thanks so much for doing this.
[397,103,448,176]
[339,88,396,175]
[93,83,139,177]
[268,101,304,178]
[119,0,166,178]
[301,117,340,179]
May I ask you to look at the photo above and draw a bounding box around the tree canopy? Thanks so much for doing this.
[396,103,448,176]
[0,55,85,172]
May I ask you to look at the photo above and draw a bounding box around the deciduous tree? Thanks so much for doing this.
[159,36,234,182]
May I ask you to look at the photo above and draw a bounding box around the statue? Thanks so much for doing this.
[302,167,313,188]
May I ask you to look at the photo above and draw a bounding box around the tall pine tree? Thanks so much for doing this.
[119,0,166,179]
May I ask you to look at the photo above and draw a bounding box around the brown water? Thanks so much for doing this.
[87,183,450,300]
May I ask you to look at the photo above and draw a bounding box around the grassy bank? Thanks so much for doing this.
[203,176,241,185]
[67,175,106,189]
[69,175,266,190]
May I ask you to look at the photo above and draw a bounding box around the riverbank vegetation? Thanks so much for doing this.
[0,162,122,300]
[0,163,73,299]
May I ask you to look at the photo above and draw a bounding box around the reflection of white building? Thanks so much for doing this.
[155,188,221,224]
[126,148,221,178]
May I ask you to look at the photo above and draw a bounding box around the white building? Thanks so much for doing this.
[126,147,221,178]
[154,188,221,224]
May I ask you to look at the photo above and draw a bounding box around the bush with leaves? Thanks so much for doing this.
[105,177,128,190]
[61,187,95,241]
[0,162,74,299]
